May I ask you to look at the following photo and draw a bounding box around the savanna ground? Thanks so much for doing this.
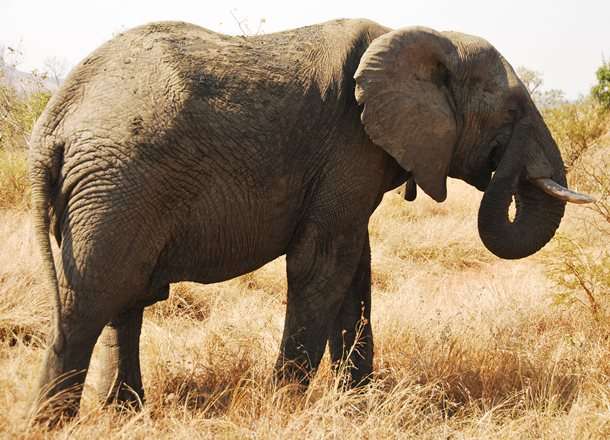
[1,67,609,438]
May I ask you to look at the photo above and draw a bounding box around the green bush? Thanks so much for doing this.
[592,61,610,110]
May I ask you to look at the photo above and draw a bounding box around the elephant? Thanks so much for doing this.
[28,18,592,421]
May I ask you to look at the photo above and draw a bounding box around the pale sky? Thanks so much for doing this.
[1,0,608,99]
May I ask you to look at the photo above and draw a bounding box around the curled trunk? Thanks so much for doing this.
[477,118,567,259]
[478,176,566,259]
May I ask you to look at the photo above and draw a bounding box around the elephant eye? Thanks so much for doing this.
[488,123,513,171]
[489,138,507,170]
[508,108,521,122]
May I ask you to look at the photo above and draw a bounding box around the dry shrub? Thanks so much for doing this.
[0,149,30,210]
[548,232,609,320]
[544,105,610,322]
[544,98,609,173]
[0,68,49,210]
[0,68,51,152]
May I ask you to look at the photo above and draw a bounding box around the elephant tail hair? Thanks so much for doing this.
[29,136,65,349]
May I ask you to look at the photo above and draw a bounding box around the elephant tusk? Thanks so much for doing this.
[532,178,596,204]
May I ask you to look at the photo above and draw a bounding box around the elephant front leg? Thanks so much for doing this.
[328,237,373,387]
[89,307,144,408]
[275,224,368,386]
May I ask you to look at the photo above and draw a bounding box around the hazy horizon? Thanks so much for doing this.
[1,0,609,99]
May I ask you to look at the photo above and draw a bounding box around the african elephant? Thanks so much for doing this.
[28,18,592,421]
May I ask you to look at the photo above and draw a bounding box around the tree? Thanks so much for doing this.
[517,66,543,95]
[229,9,266,36]
[592,60,610,111]
[43,56,68,89]
[516,66,566,109]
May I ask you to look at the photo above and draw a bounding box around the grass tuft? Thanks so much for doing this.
[0,149,30,210]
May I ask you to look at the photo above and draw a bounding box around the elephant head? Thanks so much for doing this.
[354,27,593,259]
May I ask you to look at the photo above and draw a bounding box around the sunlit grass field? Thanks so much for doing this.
[0,149,608,438]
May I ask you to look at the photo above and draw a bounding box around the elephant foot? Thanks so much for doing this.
[273,356,317,389]
[29,372,85,428]
[30,306,107,427]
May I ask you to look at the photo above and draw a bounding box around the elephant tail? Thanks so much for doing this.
[29,131,66,349]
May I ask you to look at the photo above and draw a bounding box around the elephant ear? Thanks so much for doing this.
[354,27,459,202]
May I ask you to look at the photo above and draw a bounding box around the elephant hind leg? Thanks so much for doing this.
[88,307,144,409]
[31,286,113,426]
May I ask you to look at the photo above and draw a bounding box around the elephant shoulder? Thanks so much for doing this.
[303,19,392,100]
[317,18,390,41]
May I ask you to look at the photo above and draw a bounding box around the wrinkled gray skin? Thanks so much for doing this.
[28,19,578,422]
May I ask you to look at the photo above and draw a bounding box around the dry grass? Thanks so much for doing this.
[0,175,609,438]
[0,149,30,210]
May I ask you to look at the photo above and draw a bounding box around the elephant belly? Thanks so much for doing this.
[155,197,294,286]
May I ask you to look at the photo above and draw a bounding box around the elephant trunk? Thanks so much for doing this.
[478,175,565,259]
[477,114,588,259]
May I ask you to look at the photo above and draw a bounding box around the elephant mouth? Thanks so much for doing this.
[470,169,492,191]
[489,139,508,172]
[469,139,509,191]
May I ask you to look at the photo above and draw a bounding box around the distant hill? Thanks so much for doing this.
[0,56,61,94]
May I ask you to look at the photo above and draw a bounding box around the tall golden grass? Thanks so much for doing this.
[0,139,608,437]
[0,149,30,210]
